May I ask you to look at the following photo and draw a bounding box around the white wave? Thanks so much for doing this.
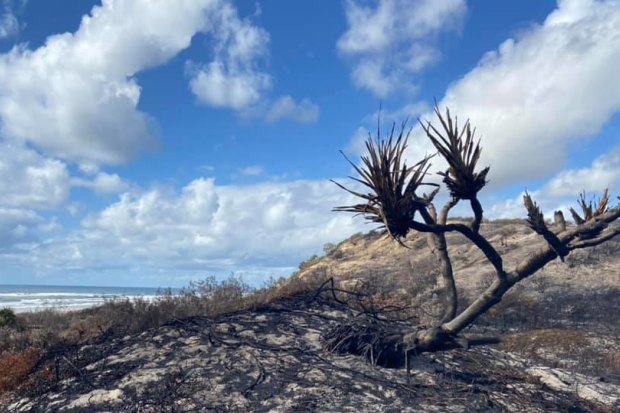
[0,292,100,297]
[5,294,161,313]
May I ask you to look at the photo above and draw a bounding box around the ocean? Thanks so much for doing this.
[0,284,165,313]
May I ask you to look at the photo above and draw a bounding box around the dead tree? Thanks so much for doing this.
[333,106,620,353]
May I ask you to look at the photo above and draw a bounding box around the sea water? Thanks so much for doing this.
[0,284,164,313]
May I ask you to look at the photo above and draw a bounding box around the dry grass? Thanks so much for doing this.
[499,329,588,353]
[612,350,620,370]
[0,349,40,393]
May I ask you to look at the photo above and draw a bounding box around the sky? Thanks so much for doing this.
[0,0,619,288]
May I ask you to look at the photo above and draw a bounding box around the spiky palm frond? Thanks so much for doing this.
[523,192,546,232]
[569,189,610,224]
[420,106,489,200]
[523,192,569,260]
[333,123,435,239]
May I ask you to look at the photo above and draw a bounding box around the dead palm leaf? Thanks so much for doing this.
[569,189,610,224]
[420,105,489,200]
[333,122,435,240]
[523,191,545,232]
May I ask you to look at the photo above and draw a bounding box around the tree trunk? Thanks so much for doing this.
[441,278,512,335]
[435,234,458,323]
[411,244,560,350]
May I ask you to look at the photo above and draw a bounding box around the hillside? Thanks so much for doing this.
[295,219,620,301]
[3,219,620,412]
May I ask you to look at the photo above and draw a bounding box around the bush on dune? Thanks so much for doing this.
[0,308,17,328]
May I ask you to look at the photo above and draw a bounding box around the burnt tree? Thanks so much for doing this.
[333,106,620,354]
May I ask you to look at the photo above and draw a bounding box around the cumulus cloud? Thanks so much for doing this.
[486,146,620,219]
[22,178,365,281]
[188,62,271,110]
[187,2,271,109]
[0,0,310,164]
[186,6,318,121]
[0,142,69,210]
[0,0,316,164]
[0,142,69,249]
[544,148,620,198]
[71,172,130,195]
[265,96,320,123]
[0,0,324,274]
[0,208,40,249]
[420,0,620,188]
[0,0,227,164]
[338,0,467,96]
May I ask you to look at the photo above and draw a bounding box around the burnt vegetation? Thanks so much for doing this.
[0,275,319,398]
[331,105,620,365]
[5,287,609,412]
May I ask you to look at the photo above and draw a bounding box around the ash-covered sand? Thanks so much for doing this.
[5,292,619,413]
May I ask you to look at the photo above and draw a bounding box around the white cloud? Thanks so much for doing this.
[349,58,399,97]
[0,0,23,39]
[0,0,311,161]
[188,61,271,110]
[544,148,620,198]
[422,0,620,188]
[0,12,18,39]
[486,146,620,220]
[338,0,467,96]
[71,172,130,195]
[0,0,226,164]
[0,142,69,210]
[187,2,271,109]
[265,96,320,123]
[186,4,319,122]
[345,0,620,222]
[0,208,40,249]
[78,162,101,176]
[0,142,69,249]
[239,165,264,176]
[21,178,365,281]
[0,0,292,164]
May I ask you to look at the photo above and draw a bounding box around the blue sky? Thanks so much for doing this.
[0,0,618,287]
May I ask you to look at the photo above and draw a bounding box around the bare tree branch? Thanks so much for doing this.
[469,197,483,233]
[438,197,459,226]
[409,219,506,281]
[569,226,620,249]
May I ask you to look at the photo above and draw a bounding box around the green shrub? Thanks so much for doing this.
[0,308,17,328]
